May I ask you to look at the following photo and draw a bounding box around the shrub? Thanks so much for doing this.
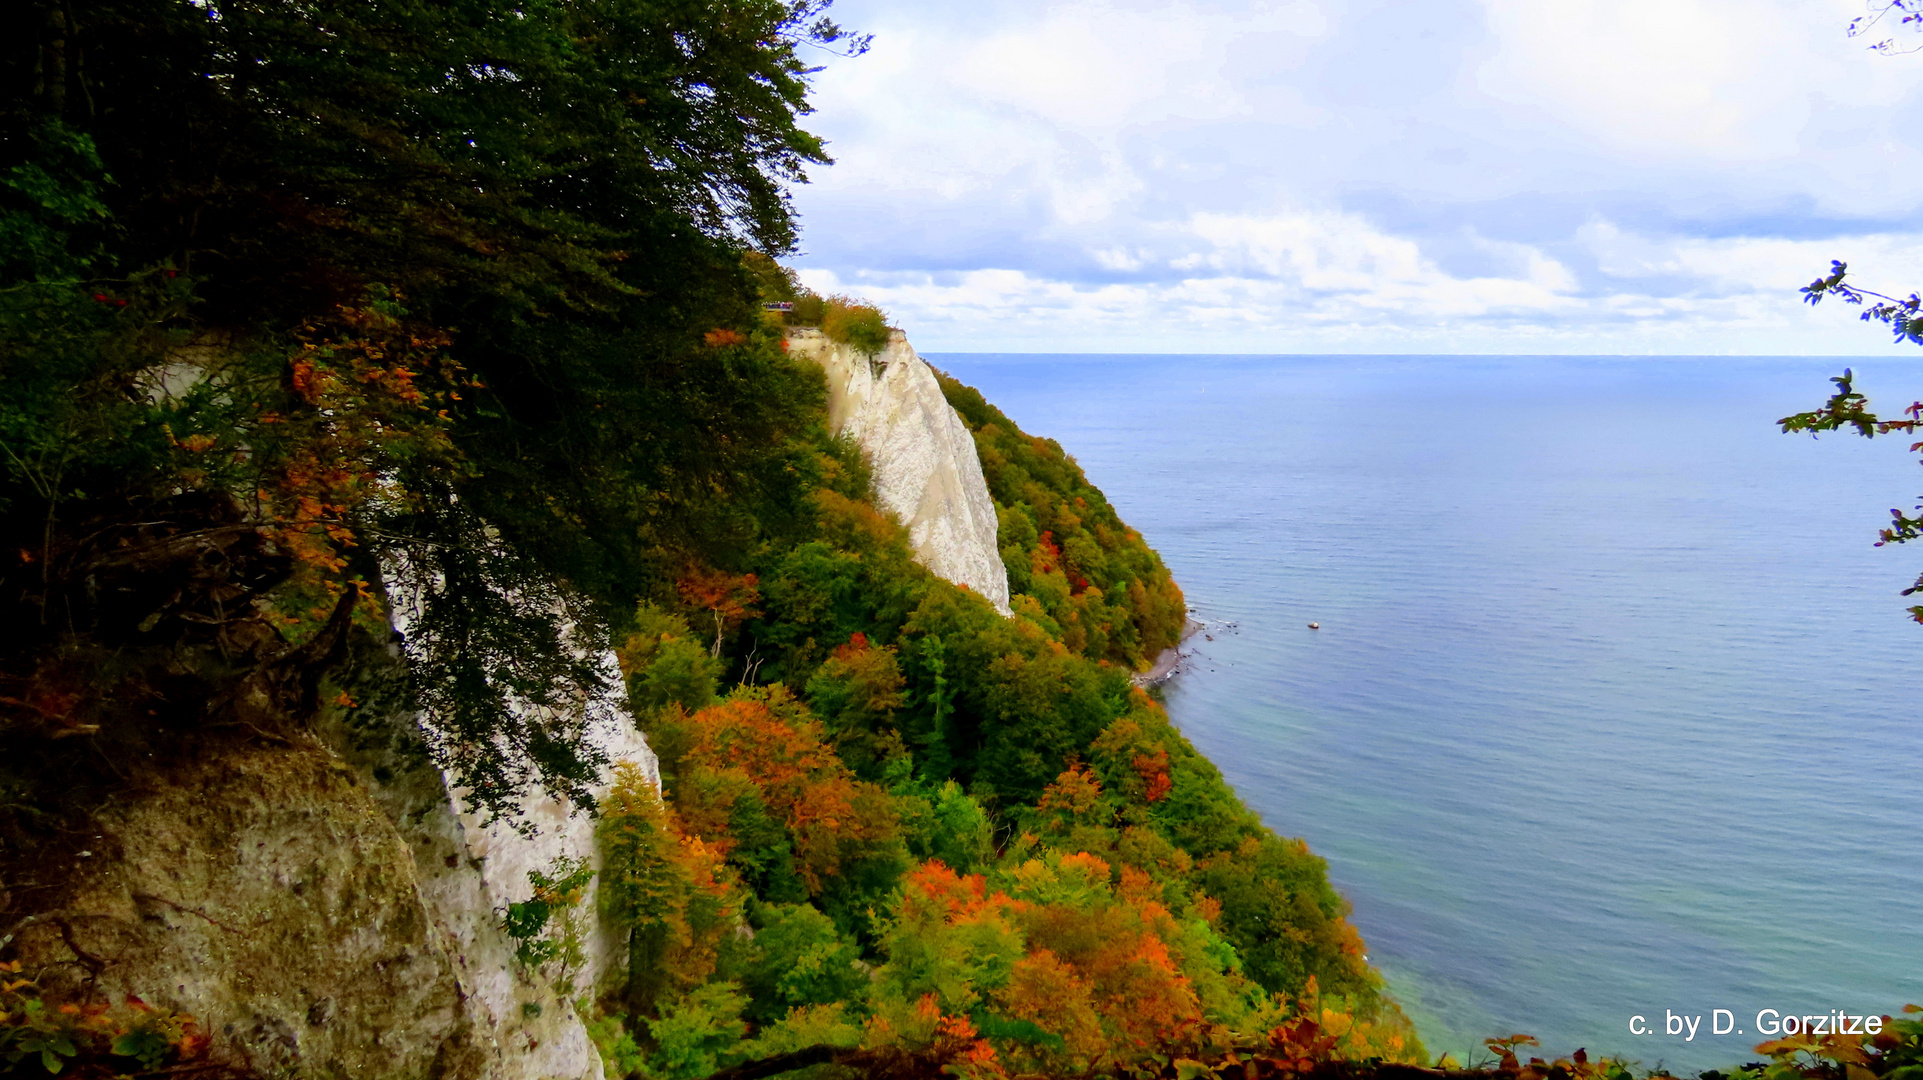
[820,296,891,358]
[501,856,595,992]
[733,902,866,1022]
[644,983,750,1080]
[790,290,828,326]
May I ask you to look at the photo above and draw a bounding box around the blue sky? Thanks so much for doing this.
[783,0,1923,353]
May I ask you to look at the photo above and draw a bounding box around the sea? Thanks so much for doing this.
[926,353,1923,1073]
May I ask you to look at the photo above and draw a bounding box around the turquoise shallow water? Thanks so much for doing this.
[928,354,1923,1072]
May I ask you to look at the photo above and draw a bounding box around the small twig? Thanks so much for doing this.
[52,915,113,983]
[133,893,244,935]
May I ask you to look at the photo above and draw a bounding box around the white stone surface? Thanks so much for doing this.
[787,328,1012,615]
[449,672,663,1010]
[385,580,665,1080]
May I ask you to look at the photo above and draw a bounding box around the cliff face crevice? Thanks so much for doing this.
[787,328,1012,615]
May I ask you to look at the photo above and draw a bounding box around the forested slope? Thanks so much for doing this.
[3,2,1415,1076]
[937,373,1189,671]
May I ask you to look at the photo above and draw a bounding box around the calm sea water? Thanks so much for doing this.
[928,354,1923,1072]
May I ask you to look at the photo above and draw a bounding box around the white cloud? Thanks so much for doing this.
[1091,246,1147,271]
[787,0,1923,351]
[1581,220,1923,296]
[1474,0,1827,158]
[801,210,1589,348]
[1185,210,1580,314]
[949,1,1325,131]
[795,212,1923,354]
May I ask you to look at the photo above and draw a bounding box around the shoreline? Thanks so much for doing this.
[1132,617,1205,688]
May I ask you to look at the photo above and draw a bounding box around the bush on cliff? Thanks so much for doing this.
[820,296,893,357]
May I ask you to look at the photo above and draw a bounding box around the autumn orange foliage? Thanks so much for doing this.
[871,853,1240,1072]
[246,299,464,639]
[671,689,898,892]
[676,567,761,657]
[1133,747,1173,803]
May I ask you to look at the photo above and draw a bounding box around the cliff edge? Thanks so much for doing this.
[786,328,1012,615]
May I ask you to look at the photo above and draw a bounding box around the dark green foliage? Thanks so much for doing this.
[732,903,866,1023]
[893,584,1130,807]
[0,121,113,284]
[644,984,750,1080]
[720,785,809,906]
[805,643,908,781]
[892,777,996,874]
[0,123,192,534]
[620,605,723,717]
[2,0,865,824]
[390,505,616,817]
[8,0,859,324]
[748,496,927,688]
[808,816,912,950]
[1195,835,1377,1003]
[3,2,1406,1053]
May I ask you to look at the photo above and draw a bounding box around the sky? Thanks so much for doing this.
[781,0,1923,353]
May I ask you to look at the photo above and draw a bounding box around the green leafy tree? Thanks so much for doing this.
[643,983,750,1080]
[1794,264,1923,622]
[732,902,866,1023]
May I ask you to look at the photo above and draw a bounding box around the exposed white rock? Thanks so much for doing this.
[442,673,663,1033]
[16,738,488,1080]
[382,582,665,1080]
[14,710,644,1080]
[787,328,1011,615]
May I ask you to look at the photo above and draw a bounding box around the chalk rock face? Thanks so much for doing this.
[317,634,660,1080]
[379,595,664,1080]
[438,674,663,1045]
[14,739,497,1080]
[787,328,1011,615]
[14,644,659,1080]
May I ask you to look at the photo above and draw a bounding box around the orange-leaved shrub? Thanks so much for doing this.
[864,851,1282,1074]
[660,687,907,907]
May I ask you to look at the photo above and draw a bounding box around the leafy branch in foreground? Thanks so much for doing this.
[1848,0,1923,54]
[1791,262,1923,622]
[1800,261,1923,345]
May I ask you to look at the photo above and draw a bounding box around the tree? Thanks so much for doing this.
[1795,271,1923,624]
[1,0,869,823]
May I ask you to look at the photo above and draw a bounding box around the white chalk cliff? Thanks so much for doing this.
[786,328,1011,616]
[384,588,664,1080]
